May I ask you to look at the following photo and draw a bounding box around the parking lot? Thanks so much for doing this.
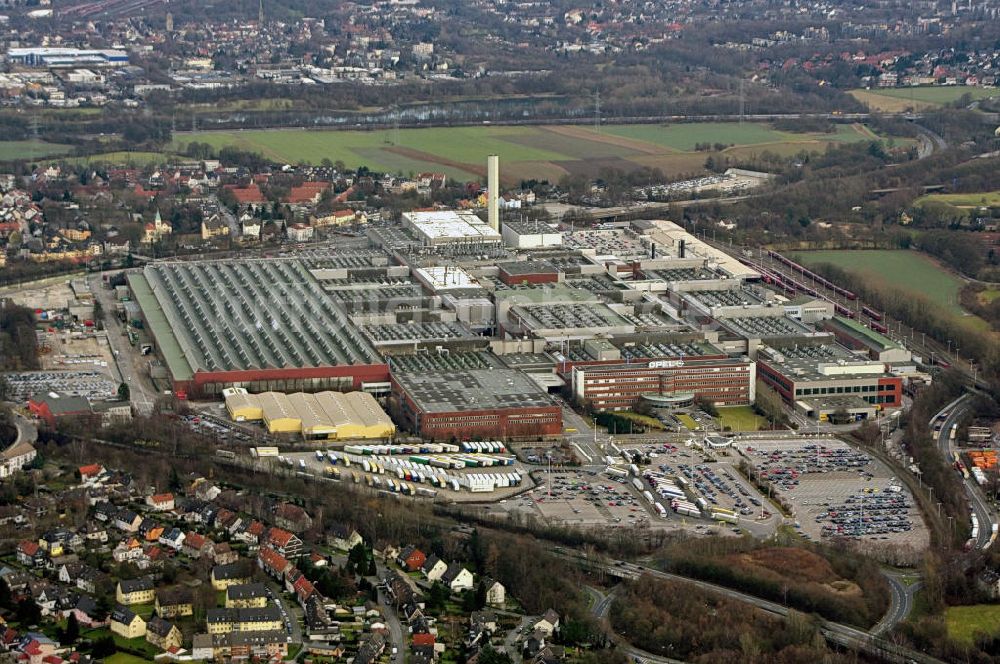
[735,437,930,548]
[4,369,119,402]
[273,450,533,503]
[622,440,779,529]
[183,407,269,446]
[511,471,656,527]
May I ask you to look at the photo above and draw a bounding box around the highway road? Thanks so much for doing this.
[933,394,997,550]
[872,571,921,636]
[565,554,946,664]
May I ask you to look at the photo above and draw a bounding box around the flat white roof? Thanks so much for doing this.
[414,265,479,290]
[403,210,501,241]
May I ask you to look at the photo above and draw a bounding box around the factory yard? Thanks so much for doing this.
[266,446,535,503]
[735,437,930,549]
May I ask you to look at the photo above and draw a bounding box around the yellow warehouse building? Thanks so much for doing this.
[223,388,394,439]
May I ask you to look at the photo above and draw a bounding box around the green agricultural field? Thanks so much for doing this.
[171,122,886,184]
[716,406,764,431]
[915,191,1000,208]
[945,604,1000,645]
[850,86,998,112]
[0,140,72,160]
[865,86,998,104]
[601,122,869,152]
[790,250,986,329]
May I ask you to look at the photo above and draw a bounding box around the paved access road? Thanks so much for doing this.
[88,272,158,415]
[873,570,921,636]
[934,394,997,550]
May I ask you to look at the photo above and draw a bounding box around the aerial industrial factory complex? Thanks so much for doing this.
[121,159,917,446]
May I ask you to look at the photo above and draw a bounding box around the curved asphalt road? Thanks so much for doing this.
[585,586,687,664]
[873,571,921,636]
[566,554,946,664]
[934,394,997,549]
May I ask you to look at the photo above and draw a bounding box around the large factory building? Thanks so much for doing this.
[391,368,562,441]
[128,260,389,399]
[571,357,755,411]
[755,343,902,420]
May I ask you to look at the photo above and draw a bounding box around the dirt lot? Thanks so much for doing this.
[0,279,76,310]
[41,331,117,374]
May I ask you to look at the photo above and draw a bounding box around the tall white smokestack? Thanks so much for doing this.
[487,154,499,231]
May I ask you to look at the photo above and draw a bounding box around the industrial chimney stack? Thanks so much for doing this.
[487,154,500,231]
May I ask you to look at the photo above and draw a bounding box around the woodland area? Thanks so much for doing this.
[611,574,865,664]
[0,301,39,372]
[653,537,890,629]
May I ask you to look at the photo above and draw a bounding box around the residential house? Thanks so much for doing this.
[534,609,560,637]
[181,531,214,559]
[211,562,252,590]
[286,223,314,242]
[208,630,289,660]
[201,214,230,241]
[290,572,316,608]
[213,542,238,565]
[225,583,269,609]
[482,577,506,607]
[112,538,145,564]
[92,502,117,523]
[397,546,427,572]
[273,503,312,533]
[158,528,185,551]
[422,556,447,583]
[257,548,292,580]
[240,215,262,241]
[16,634,60,664]
[0,440,35,478]
[110,605,147,639]
[146,493,175,512]
[471,610,499,634]
[327,523,362,552]
[191,633,214,661]
[265,527,302,559]
[115,509,142,532]
[205,606,283,635]
[355,633,386,664]
[234,520,265,548]
[80,522,107,544]
[146,616,182,651]
[155,587,194,618]
[16,541,45,567]
[116,577,155,605]
[69,595,106,628]
[442,563,474,592]
[77,464,104,485]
